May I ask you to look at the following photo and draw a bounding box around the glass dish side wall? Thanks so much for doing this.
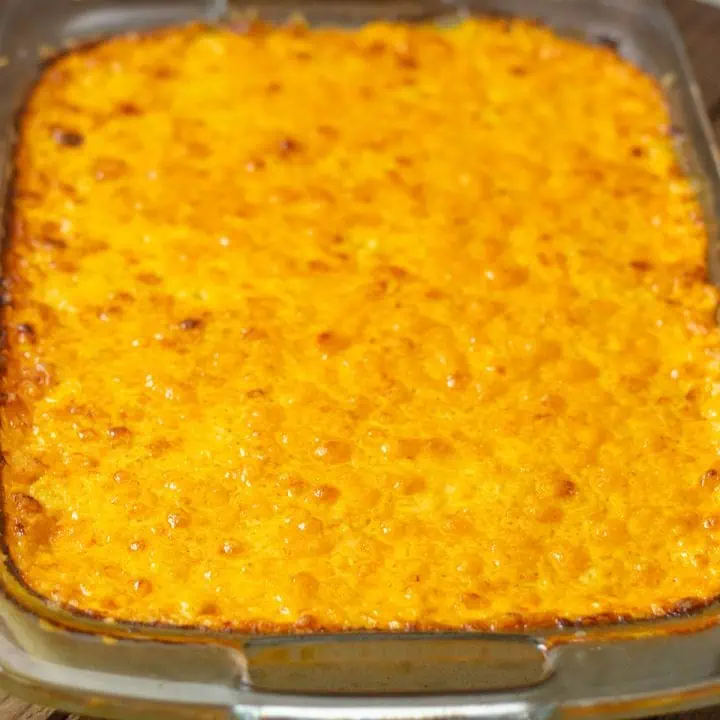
[2,0,720,718]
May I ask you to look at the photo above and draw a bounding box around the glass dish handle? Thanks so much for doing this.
[231,700,559,720]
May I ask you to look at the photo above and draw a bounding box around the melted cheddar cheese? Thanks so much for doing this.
[4,18,720,631]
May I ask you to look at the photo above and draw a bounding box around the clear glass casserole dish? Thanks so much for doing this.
[2,0,720,717]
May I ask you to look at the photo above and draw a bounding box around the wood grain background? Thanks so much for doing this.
[3,0,720,718]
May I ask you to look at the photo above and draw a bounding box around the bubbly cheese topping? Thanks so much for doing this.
[4,18,720,631]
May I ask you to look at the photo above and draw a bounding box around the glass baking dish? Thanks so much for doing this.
[2,0,720,717]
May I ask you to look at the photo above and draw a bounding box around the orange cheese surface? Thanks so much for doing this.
[4,18,720,631]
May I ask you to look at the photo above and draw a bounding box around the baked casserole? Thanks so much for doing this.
[2,17,719,632]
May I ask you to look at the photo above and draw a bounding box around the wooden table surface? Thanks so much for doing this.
[3,0,720,718]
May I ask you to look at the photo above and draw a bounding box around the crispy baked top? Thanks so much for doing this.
[3,18,720,631]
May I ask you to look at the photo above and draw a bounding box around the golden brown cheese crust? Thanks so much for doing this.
[3,18,720,632]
